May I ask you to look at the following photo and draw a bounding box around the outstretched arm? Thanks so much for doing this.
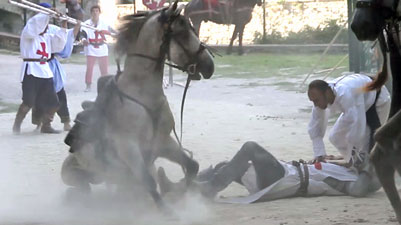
[50,20,68,53]
[308,106,328,160]
[56,22,81,59]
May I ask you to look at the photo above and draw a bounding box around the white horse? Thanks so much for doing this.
[61,1,214,210]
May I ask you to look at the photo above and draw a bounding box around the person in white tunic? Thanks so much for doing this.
[31,21,81,132]
[12,12,67,134]
[307,73,391,196]
[157,141,373,203]
[81,5,115,92]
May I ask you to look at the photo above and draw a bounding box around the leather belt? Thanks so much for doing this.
[292,160,309,196]
[23,58,51,63]
[89,42,105,47]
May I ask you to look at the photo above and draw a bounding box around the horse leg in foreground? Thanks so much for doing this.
[371,110,401,224]
[375,110,401,148]
[158,137,199,184]
[371,144,401,224]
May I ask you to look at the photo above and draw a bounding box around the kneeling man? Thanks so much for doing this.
[307,73,391,196]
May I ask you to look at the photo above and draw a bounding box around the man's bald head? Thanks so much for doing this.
[308,79,333,109]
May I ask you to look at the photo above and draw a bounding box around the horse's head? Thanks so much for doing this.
[351,0,397,41]
[116,0,214,80]
[161,1,214,79]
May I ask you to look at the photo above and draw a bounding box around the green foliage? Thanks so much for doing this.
[213,53,348,79]
[254,19,348,44]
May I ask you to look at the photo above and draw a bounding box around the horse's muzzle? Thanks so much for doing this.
[197,52,214,79]
[351,8,386,41]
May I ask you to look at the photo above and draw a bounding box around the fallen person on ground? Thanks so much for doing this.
[157,141,380,203]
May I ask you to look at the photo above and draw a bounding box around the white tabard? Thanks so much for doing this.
[82,19,112,57]
[19,13,67,82]
[308,74,391,161]
[218,161,358,204]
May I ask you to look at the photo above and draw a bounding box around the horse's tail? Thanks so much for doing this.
[364,30,388,92]
[364,69,388,92]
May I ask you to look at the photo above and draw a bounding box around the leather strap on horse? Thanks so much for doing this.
[292,160,309,196]
[366,79,382,151]
[110,76,163,134]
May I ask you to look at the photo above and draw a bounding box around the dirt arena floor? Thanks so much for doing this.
[0,52,399,225]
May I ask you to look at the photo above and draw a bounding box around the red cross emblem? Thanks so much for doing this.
[89,31,106,48]
[36,42,49,64]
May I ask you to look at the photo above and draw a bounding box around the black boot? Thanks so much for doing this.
[40,111,61,134]
[12,103,31,134]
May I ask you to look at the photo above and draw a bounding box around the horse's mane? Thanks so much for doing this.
[115,11,160,56]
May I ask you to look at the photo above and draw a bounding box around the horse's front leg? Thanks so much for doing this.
[237,24,245,55]
[112,138,169,212]
[227,25,239,55]
[157,136,199,185]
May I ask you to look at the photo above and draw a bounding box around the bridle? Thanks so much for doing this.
[118,9,209,79]
[352,0,401,53]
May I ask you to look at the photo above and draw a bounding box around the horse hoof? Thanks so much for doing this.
[185,159,199,184]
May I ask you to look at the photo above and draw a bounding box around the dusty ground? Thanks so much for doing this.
[0,52,399,225]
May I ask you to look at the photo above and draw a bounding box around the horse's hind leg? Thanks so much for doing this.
[158,137,199,184]
[372,147,401,224]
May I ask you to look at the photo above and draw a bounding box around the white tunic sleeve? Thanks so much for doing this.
[334,87,367,158]
[308,106,328,157]
[49,28,67,53]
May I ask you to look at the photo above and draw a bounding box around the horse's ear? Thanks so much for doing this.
[166,0,179,17]
[172,0,179,10]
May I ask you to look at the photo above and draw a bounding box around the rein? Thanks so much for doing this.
[113,9,212,161]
